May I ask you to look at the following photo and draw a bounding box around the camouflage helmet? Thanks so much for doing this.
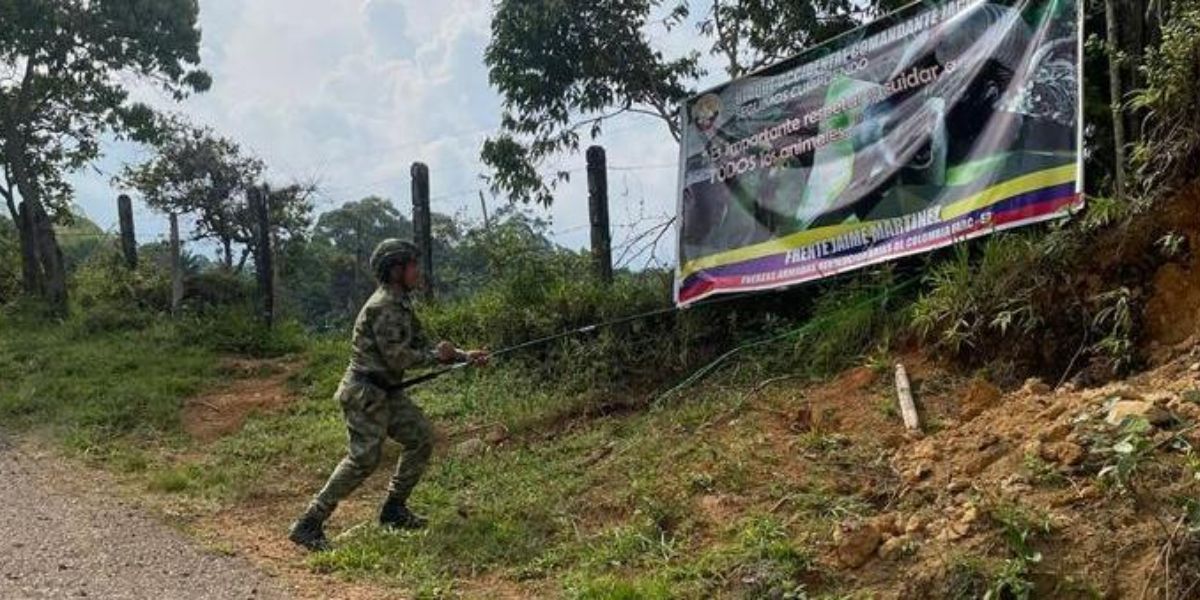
[370,239,420,283]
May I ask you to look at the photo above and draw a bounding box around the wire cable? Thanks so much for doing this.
[399,273,919,390]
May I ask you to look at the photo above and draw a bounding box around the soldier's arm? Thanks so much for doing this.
[372,308,440,373]
[411,311,469,364]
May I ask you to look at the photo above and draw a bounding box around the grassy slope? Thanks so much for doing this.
[7,300,1199,599]
[0,309,893,598]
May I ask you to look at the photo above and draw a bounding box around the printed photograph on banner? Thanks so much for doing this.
[675,0,1083,306]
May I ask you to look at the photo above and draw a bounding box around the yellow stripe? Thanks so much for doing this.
[679,164,1077,279]
[938,164,1076,220]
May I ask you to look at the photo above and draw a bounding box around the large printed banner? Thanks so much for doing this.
[675,0,1082,306]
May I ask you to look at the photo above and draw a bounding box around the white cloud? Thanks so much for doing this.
[72,0,685,267]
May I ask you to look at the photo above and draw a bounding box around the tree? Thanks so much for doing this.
[121,120,314,273]
[308,196,413,315]
[481,0,902,205]
[1105,0,1127,198]
[1129,1,1200,196]
[313,196,412,256]
[0,0,210,313]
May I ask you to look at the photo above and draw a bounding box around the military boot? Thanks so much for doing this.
[379,495,427,530]
[288,506,332,552]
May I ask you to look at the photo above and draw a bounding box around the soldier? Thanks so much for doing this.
[288,239,488,552]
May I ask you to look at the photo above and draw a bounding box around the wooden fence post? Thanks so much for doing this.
[117,194,137,269]
[169,212,183,314]
[586,145,613,284]
[411,162,434,299]
[250,186,274,327]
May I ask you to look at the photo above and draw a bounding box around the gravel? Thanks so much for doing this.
[0,433,289,599]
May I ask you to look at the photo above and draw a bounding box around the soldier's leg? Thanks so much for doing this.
[292,380,387,550]
[311,381,389,513]
[379,394,434,529]
[385,394,434,501]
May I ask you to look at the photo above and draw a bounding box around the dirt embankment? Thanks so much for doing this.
[800,343,1200,598]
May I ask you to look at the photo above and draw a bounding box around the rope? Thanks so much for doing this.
[398,291,756,389]
[399,273,920,390]
[653,276,920,402]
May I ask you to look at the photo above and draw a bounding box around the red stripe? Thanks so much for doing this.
[678,192,1081,304]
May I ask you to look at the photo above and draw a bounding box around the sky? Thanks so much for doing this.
[67,0,715,270]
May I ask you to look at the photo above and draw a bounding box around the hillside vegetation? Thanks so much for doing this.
[4,164,1200,598]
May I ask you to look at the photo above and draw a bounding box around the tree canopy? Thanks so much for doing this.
[0,0,210,311]
[120,118,313,272]
[481,0,906,205]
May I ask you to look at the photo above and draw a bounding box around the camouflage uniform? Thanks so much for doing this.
[304,285,438,520]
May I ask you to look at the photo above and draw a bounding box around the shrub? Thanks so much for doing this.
[175,308,307,357]
[72,244,172,314]
[420,258,682,392]
[1131,3,1200,196]
[911,234,1056,354]
[185,269,254,310]
[0,216,19,305]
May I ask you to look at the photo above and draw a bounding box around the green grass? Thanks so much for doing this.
[0,313,217,443]
[0,306,311,499]
[0,280,913,598]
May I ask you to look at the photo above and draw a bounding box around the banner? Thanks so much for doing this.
[674,0,1082,306]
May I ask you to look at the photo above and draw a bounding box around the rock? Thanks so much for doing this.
[455,438,487,458]
[959,504,980,526]
[869,513,902,537]
[1037,422,1073,442]
[960,379,1003,420]
[836,525,882,568]
[1040,441,1085,466]
[1146,392,1175,407]
[938,519,971,541]
[878,535,913,560]
[484,424,510,445]
[1190,362,1200,372]
[1022,378,1052,396]
[903,463,933,484]
[1036,401,1071,421]
[946,480,969,494]
[912,440,940,461]
[1106,400,1173,427]
[905,515,925,534]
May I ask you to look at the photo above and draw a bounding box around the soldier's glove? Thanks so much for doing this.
[466,350,490,367]
[435,341,459,363]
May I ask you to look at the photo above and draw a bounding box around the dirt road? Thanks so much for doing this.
[0,433,289,599]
